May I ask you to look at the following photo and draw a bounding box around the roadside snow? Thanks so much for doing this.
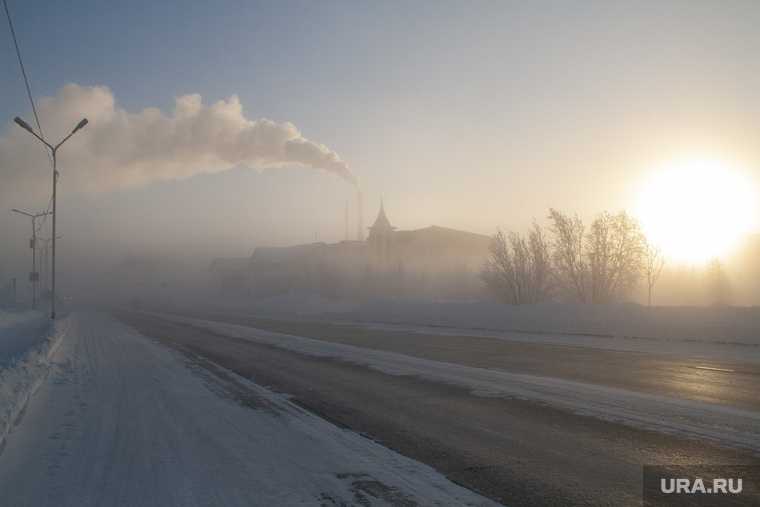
[333,300,760,347]
[0,310,66,451]
[0,310,51,366]
[161,313,760,455]
[0,312,498,507]
[198,297,760,361]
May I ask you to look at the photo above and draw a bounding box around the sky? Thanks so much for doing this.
[2,0,760,286]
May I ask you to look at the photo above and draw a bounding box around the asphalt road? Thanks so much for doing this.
[157,309,760,411]
[119,311,760,506]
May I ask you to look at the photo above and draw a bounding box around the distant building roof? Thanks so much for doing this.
[392,225,490,257]
[248,203,489,269]
[208,257,251,273]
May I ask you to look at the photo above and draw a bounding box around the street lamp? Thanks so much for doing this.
[10,208,51,309]
[14,116,88,319]
[37,235,62,295]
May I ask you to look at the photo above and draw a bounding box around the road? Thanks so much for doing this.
[0,313,496,507]
[119,310,760,506]
[151,310,760,411]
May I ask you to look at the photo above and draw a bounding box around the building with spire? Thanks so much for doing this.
[214,200,491,299]
[367,200,396,260]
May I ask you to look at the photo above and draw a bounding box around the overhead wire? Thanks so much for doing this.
[2,0,54,234]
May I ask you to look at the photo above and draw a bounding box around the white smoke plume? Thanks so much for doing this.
[0,84,355,202]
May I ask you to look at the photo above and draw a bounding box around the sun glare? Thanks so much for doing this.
[635,158,757,264]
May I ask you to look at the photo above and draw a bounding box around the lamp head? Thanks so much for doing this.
[13,117,34,133]
[73,118,88,133]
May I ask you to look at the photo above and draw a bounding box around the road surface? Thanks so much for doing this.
[152,310,760,411]
[119,310,760,506]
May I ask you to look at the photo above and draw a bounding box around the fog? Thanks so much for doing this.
[0,85,362,304]
[3,1,760,310]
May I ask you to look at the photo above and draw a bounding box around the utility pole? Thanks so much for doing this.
[345,200,349,241]
[38,235,60,295]
[11,208,51,309]
[14,116,88,319]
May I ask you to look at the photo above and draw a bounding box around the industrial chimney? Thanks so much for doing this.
[356,190,364,241]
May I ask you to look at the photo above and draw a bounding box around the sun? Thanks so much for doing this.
[635,158,757,264]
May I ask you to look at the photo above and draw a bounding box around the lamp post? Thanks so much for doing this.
[14,116,88,319]
[38,235,61,295]
[10,208,51,309]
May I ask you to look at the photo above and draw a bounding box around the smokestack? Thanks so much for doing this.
[356,190,364,241]
[344,200,349,241]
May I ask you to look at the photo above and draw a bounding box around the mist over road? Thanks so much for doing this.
[121,310,760,507]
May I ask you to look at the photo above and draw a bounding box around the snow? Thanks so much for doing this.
[161,313,760,455]
[0,309,52,366]
[0,309,65,451]
[330,299,760,349]
[0,312,498,507]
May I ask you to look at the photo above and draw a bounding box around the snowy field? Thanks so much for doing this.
[202,295,760,362]
[0,312,497,507]
[336,299,760,347]
[159,313,760,455]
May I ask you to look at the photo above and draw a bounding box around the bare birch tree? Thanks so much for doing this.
[482,224,552,304]
[547,209,587,302]
[643,242,665,306]
[706,258,732,306]
[548,209,645,303]
[586,211,645,303]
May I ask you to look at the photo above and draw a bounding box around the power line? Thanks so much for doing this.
[3,0,54,234]
[2,0,45,139]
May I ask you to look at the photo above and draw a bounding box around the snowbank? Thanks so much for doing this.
[325,299,760,346]
[0,310,53,367]
[0,311,69,450]
[196,294,760,346]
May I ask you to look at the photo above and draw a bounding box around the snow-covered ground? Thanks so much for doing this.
[0,309,65,451]
[204,294,760,362]
[160,313,760,455]
[0,312,498,507]
[0,309,52,366]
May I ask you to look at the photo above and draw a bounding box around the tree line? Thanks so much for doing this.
[482,209,666,305]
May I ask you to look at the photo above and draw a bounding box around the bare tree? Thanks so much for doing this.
[482,230,519,304]
[706,258,732,306]
[586,211,645,303]
[482,224,552,305]
[643,242,665,306]
[547,209,587,302]
[527,222,552,302]
[548,209,645,303]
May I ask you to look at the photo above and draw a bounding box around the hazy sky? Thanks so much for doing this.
[2,1,760,284]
